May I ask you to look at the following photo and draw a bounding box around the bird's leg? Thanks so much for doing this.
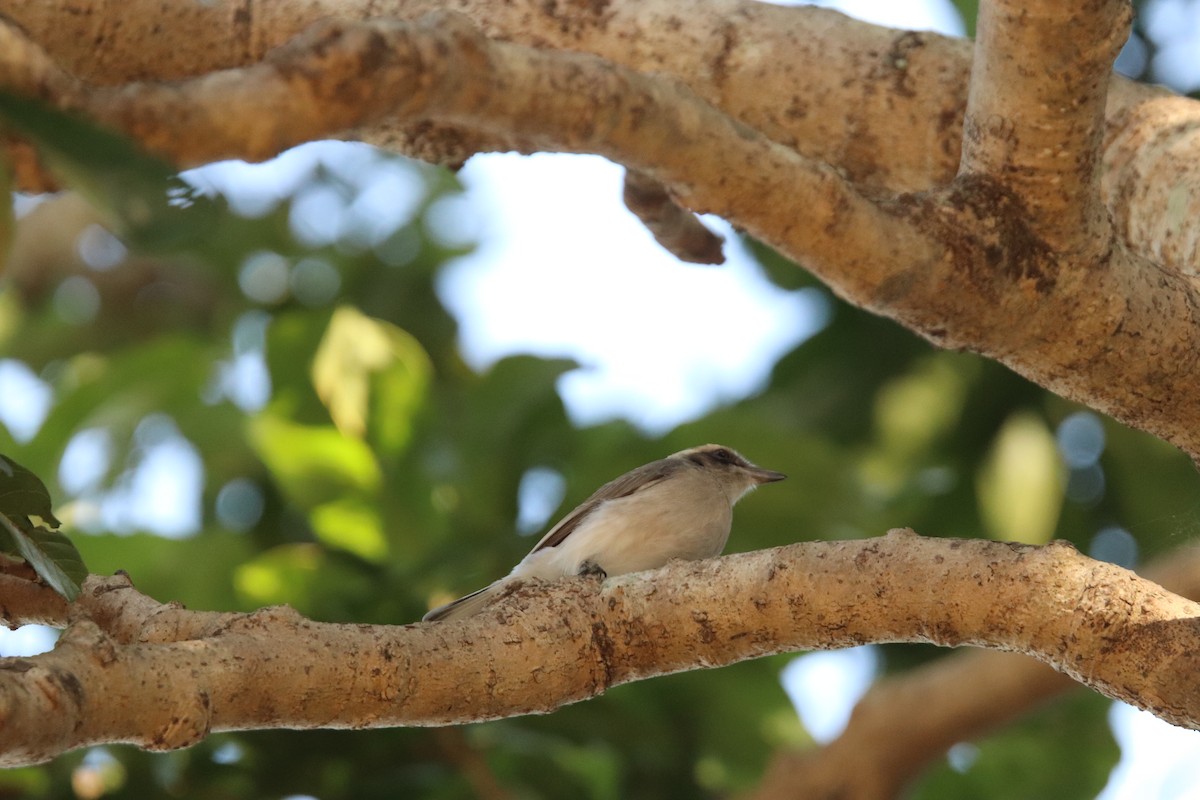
[577,559,607,580]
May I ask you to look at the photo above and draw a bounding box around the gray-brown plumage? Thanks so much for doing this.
[423,444,785,622]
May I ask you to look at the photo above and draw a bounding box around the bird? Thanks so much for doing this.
[422,444,786,622]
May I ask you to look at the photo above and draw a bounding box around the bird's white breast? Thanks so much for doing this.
[508,469,733,581]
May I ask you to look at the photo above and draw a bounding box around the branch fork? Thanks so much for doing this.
[2,1,1198,458]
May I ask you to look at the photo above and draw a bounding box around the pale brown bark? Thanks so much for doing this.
[2,531,1200,766]
[2,0,1200,774]
[1105,95,1200,281]
[743,545,1200,800]
[622,169,725,264]
[1,0,1193,269]
[2,1,1199,465]
[960,0,1124,258]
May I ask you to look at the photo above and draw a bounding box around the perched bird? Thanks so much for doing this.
[422,444,785,622]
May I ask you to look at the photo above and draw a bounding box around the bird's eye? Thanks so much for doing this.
[712,448,734,464]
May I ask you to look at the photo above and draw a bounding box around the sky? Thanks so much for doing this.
[439,154,824,432]
[439,0,970,430]
[3,0,1200,795]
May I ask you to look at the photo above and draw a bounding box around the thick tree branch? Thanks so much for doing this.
[744,544,1200,799]
[2,531,1200,766]
[10,10,1200,464]
[3,1,1195,275]
[959,0,1128,256]
[2,0,974,197]
[745,650,1071,800]
[0,574,67,628]
[1105,95,1200,282]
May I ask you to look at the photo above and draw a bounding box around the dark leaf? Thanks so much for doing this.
[0,513,87,601]
[0,453,62,527]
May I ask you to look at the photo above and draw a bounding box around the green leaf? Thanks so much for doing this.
[954,0,980,37]
[248,414,382,508]
[976,411,1064,544]
[0,513,87,601]
[309,499,388,563]
[311,306,432,454]
[264,308,338,424]
[72,530,254,612]
[0,765,51,796]
[0,456,86,600]
[232,543,378,621]
[0,453,62,527]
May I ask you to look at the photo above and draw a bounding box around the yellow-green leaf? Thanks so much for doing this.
[248,414,381,508]
[977,412,1064,544]
[309,499,388,563]
[311,306,431,454]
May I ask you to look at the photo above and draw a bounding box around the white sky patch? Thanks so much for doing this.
[782,647,879,743]
[1144,0,1200,92]
[62,422,204,538]
[1099,703,1200,800]
[0,625,57,657]
[184,145,328,217]
[109,435,204,537]
[0,360,52,443]
[59,428,114,495]
[439,154,823,432]
[763,0,966,36]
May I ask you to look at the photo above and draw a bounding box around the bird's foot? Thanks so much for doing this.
[577,560,608,580]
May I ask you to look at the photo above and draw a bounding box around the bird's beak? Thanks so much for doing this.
[749,467,787,484]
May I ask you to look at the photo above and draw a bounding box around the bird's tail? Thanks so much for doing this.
[422,581,508,622]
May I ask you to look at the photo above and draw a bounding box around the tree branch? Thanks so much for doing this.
[0,574,67,628]
[745,650,1071,800]
[3,1,1196,277]
[2,530,1200,766]
[1104,94,1200,283]
[959,0,1128,256]
[7,10,1200,463]
[622,169,725,265]
[3,0,975,197]
[743,543,1200,799]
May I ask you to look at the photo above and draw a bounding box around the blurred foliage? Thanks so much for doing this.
[2,6,1200,798]
[913,692,1119,800]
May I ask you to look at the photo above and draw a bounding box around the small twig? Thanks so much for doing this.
[623,169,724,264]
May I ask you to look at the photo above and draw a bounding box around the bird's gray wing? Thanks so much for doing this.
[529,458,684,552]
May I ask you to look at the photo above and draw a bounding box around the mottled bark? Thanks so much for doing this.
[743,544,1200,800]
[2,0,1200,775]
[3,532,1200,767]
[2,1,1198,462]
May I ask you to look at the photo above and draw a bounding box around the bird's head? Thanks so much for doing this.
[672,444,786,502]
